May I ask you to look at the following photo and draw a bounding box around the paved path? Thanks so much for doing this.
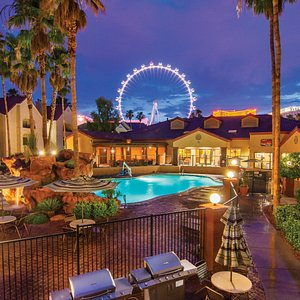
[239,195,300,300]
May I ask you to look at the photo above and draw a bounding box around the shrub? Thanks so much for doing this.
[106,198,119,217]
[25,213,48,224]
[296,189,300,204]
[276,204,300,251]
[64,160,74,169]
[73,201,93,220]
[0,211,10,217]
[280,152,300,179]
[93,201,107,219]
[36,197,63,212]
[73,198,119,220]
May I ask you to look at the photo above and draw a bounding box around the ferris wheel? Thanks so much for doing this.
[115,62,197,122]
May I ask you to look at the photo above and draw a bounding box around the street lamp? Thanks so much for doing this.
[210,193,221,205]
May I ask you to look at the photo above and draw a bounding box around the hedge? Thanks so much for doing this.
[276,204,300,252]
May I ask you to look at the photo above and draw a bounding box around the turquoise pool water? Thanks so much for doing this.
[96,174,222,204]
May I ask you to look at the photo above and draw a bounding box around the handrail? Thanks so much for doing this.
[223,181,238,206]
[122,161,132,177]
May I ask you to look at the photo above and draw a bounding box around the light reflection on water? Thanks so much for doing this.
[96,174,222,204]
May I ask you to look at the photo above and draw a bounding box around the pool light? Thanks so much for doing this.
[39,150,45,156]
[51,150,57,156]
[210,193,221,205]
[227,171,235,178]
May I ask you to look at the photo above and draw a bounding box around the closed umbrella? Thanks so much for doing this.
[0,174,37,211]
[45,176,117,222]
[215,204,252,281]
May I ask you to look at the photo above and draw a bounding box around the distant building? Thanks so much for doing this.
[47,104,72,150]
[66,114,300,170]
[0,95,43,156]
[279,106,300,118]
[213,109,257,117]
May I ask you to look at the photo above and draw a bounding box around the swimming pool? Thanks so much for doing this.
[96,174,222,204]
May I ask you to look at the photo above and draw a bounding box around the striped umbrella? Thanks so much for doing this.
[45,176,117,222]
[215,204,252,281]
[0,174,37,211]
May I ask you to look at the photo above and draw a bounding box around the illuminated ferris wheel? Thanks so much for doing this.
[115,62,197,122]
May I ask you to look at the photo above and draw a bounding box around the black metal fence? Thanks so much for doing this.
[0,208,205,300]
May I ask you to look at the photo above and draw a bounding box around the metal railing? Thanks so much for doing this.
[224,182,239,206]
[0,208,205,300]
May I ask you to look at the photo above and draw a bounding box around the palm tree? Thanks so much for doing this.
[10,35,38,138]
[7,0,65,150]
[196,109,202,118]
[45,0,105,176]
[0,33,12,156]
[240,0,296,209]
[46,47,69,150]
[7,88,19,97]
[58,84,71,149]
[136,111,145,128]
[126,110,134,129]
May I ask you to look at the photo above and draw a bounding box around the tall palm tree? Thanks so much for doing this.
[58,84,71,149]
[136,111,145,128]
[44,0,105,176]
[126,110,134,129]
[239,0,295,209]
[10,35,38,138]
[46,47,69,150]
[8,0,65,150]
[0,33,12,156]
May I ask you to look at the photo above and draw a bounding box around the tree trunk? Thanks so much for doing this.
[38,53,47,150]
[2,77,11,156]
[269,14,276,195]
[272,0,281,209]
[62,97,66,149]
[26,92,35,136]
[47,89,58,150]
[68,21,79,177]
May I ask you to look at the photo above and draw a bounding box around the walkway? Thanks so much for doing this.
[239,195,300,300]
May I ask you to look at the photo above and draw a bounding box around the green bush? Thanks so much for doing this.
[276,204,300,251]
[93,202,107,219]
[64,160,75,169]
[35,197,63,212]
[0,211,10,217]
[106,198,119,217]
[280,152,300,179]
[25,213,49,224]
[73,198,119,220]
[296,189,300,204]
[74,201,93,220]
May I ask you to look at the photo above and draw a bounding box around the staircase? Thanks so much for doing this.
[187,186,224,203]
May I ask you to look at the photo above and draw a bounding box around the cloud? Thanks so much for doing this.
[281,92,300,101]
[297,82,300,87]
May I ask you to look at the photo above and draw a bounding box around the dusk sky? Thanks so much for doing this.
[1,0,300,120]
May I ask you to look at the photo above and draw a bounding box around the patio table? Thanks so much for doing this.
[0,215,17,224]
[69,219,95,229]
[211,271,252,298]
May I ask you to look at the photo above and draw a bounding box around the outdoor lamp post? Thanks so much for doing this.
[227,171,235,179]
[210,193,221,206]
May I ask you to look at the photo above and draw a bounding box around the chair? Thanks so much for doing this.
[195,260,211,284]
[201,286,225,300]
[5,216,30,239]
[62,214,76,233]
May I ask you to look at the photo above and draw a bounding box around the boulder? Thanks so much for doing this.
[50,214,65,222]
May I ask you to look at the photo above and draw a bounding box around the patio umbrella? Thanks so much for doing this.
[45,176,117,222]
[215,204,253,282]
[0,174,37,211]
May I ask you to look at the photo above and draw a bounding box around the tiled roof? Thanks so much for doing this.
[0,95,26,115]
[80,114,300,142]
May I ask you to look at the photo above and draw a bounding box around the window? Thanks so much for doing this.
[179,149,191,165]
[23,119,30,128]
[204,117,221,129]
[23,135,29,146]
[170,119,185,130]
[227,148,241,158]
[254,153,272,169]
[241,116,259,128]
